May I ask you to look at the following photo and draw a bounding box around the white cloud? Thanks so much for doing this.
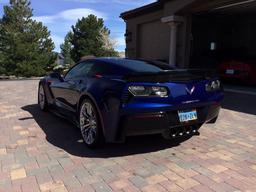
[34,16,55,24]
[33,8,107,24]
[51,35,64,52]
[60,8,106,21]
[114,36,125,47]
[112,0,155,5]
[64,0,102,2]
[33,8,108,52]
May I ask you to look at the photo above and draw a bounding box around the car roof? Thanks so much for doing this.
[80,57,170,65]
[94,57,133,63]
[95,57,174,71]
[78,57,175,74]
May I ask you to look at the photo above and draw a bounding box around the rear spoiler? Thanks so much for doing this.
[123,69,218,83]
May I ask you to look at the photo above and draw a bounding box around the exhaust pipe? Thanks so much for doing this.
[168,125,200,138]
[179,127,186,136]
[192,126,199,134]
[186,126,192,135]
[170,128,178,138]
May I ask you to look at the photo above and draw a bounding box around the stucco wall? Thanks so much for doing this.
[123,0,256,68]
[138,20,170,61]
[125,10,163,58]
[124,0,195,67]
[163,0,195,16]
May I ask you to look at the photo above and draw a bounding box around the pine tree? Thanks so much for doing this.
[0,0,55,77]
[68,14,118,62]
[60,32,74,67]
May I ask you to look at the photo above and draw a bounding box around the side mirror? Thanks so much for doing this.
[49,72,64,82]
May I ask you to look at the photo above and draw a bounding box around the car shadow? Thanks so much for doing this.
[21,104,192,158]
[222,91,256,115]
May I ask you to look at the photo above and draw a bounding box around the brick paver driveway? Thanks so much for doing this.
[0,80,256,192]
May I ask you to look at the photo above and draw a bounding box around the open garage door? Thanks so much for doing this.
[189,0,256,85]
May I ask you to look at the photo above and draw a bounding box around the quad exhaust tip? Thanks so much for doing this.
[170,126,198,138]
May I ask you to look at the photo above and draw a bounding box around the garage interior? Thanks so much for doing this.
[189,0,256,71]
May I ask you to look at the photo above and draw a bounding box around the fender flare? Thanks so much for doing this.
[39,78,53,104]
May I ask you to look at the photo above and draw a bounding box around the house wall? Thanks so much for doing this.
[125,10,163,59]
[138,20,170,62]
[163,0,195,16]
[125,0,196,68]
[124,0,256,68]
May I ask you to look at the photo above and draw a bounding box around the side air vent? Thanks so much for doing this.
[121,89,132,104]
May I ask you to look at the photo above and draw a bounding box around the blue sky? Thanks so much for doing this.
[0,0,155,52]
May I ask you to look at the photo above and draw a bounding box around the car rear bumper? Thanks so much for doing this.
[119,103,221,140]
[102,90,224,143]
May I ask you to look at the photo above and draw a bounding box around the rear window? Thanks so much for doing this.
[88,59,175,76]
[89,62,126,76]
[110,59,174,73]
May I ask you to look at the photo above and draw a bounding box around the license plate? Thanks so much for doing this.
[226,69,234,74]
[178,110,197,122]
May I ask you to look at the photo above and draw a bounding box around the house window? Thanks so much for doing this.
[210,42,217,50]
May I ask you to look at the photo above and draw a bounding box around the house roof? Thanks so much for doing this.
[120,0,252,20]
[120,0,167,20]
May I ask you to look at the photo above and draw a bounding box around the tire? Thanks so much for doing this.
[38,84,48,111]
[79,99,104,148]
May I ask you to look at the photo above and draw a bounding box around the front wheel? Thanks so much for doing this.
[38,84,48,111]
[79,99,103,148]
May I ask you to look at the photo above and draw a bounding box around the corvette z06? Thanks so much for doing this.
[38,58,224,147]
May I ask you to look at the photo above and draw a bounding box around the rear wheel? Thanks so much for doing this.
[79,99,103,148]
[38,84,48,111]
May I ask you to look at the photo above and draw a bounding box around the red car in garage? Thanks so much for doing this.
[217,53,256,85]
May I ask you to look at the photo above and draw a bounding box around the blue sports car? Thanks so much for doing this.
[38,58,223,147]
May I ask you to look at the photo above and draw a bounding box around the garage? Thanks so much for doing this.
[121,0,256,86]
[188,0,256,84]
[120,0,256,119]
